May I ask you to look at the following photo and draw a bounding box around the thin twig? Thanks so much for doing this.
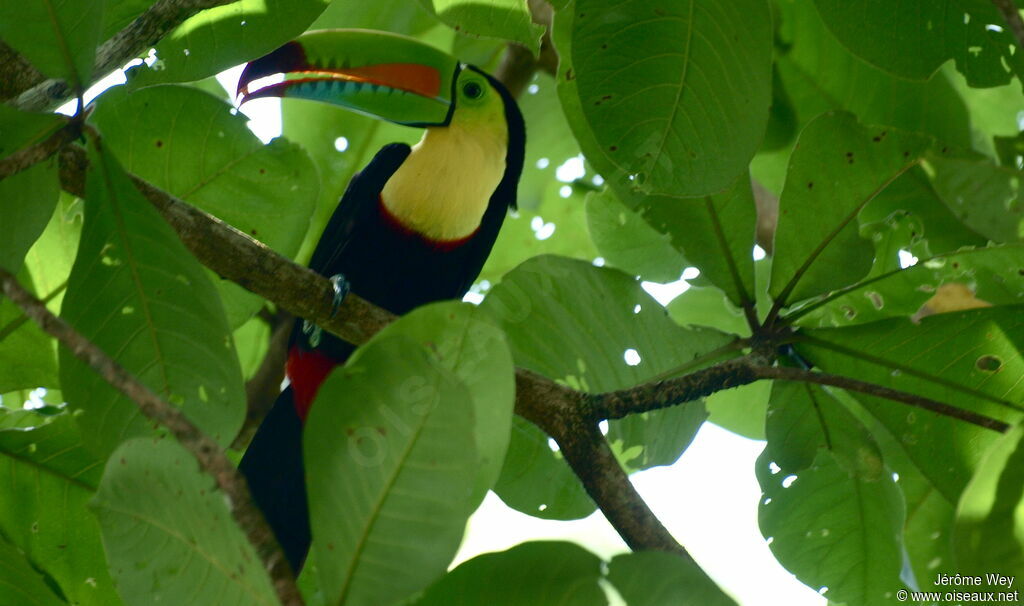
[233,311,293,449]
[0,270,305,606]
[758,365,1010,432]
[0,280,67,343]
[992,0,1024,51]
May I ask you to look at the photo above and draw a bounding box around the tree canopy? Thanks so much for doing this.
[1,1,1023,605]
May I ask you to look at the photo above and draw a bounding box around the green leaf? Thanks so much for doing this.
[666,285,749,336]
[89,85,318,326]
[585,188,686,283]
[607,551,736,606]
[860,167,987,258]
[776,0,971,148]
[483,256,735,519]
[130,0,330,86]
[636,175,758,308]
[812,0,1024,87]
[91,438,279,606]
[0,0,103,86]
[0,105,65,160]
[792,244,1024,329]
[928,151,1024,244]
[0,159,59,273]
[410,541,605,605]
[305,336,478,606]
[418,0,544,54]
[310,0,437,33]
[769,112,930,306]
[764,381,883,478]
[554,0,772,197]
[703,382,768,440]
[517,74,586,209]
[0,537,66,606]
[59,137,244,458]
[757,449,906,606]
[21,192,80,314]
[0,408,120,606]
[796,307,1024,501]
[954,425,1024,577]
[361,302,515,506]
[0,269,57,392]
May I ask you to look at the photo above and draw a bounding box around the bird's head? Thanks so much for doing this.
[237,29,509,136]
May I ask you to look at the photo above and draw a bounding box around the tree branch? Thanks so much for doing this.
[8,0,236,110]
[0,269,304,606]
[513,369,694,559]
[589,357,1010,433]
[992,0,1024,52]
[232,309,293,450]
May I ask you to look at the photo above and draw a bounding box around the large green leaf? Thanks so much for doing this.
[305,336,478,606]
[130,0,329,86]
[954,425,1024,577]
[797,307,1024,501]
[0,408,120,606]
[89,84,317,326]
[554,0,772,197]
[792,244,1024,328]
[812,0,1024,87]
[757,449,906,606]
[410,541,605,605]
[776,0,970,148]
[0,0,103,86]
[418,0,544,54]
[607,551,736,606]
[0,537,65,606]
[91,438,278,606]
[769,112,930,306]
[0,160,59,274]
[59,137,244,458]
[361,302,515,506]
[483,256,734,519]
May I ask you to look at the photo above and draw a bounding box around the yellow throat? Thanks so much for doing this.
[381,105,509,241]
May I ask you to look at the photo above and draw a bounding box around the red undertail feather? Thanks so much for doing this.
[286,346,341,422]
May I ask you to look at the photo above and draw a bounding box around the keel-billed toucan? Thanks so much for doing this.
[236,30,525,571]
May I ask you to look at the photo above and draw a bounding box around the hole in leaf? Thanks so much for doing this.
[976,355,1002,372]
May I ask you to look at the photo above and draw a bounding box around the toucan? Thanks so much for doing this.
[235,30,526,572]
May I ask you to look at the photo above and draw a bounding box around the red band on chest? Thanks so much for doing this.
[378,196,477,251]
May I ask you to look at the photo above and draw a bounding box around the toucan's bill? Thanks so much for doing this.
[237,29,461,127]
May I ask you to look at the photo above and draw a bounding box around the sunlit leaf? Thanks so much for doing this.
[418,0,544,54]
[89,84,318,326]
[59,137,245,458]
[0,0,102,85]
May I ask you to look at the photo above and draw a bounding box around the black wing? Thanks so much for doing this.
[308,142,411,276]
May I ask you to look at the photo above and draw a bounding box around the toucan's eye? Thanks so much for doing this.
[462,81,484,99]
